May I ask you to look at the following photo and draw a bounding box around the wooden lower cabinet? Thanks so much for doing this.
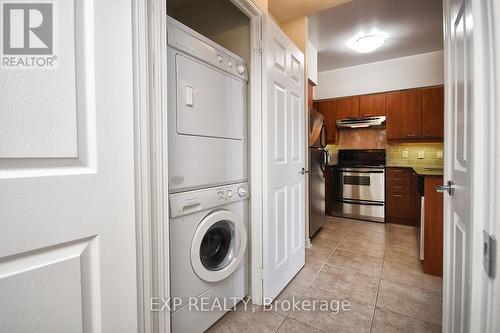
[423,177,444,276]
[410,171,422,226]
[386,192,412,222]
[386,167,419,226]
[325,167,333,215]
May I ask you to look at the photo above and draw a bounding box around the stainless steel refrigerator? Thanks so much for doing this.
[309,108,329,237]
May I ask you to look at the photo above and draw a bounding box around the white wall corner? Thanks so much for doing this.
[315,50,445,99]
[307,41,318,85]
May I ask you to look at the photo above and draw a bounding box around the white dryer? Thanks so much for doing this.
[167,17,248,193]
[169,182,249,333]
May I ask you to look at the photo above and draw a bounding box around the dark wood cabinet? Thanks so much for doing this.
[325,167,333,215]
[314,85,444,145]
[410,171,422,226]
[387,167,411,185]
[422,86,444,139]
[423,176,444,276]
[386,89,422,140]
[359,93,386,117]
[386,192,412,221]
[318,101,336,144]
[333,96,359,120]
[386,167,419,226]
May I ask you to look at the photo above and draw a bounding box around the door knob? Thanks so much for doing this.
[300,168,310,175]
[436,180,455,196]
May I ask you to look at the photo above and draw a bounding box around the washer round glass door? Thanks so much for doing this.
[191,210,247,282]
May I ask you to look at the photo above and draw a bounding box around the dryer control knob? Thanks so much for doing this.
[227,190,233,198]
[227,60,232,67]
[217,191,224,200]
[236,64,245,75]
[217,55,223,63]
[238,187,247,198]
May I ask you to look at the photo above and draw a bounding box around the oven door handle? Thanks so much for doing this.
[336,199,385,206]
[336,168,384,173]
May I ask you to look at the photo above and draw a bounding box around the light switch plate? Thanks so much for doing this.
[402,150,408,158]
[437,151,444,159]
[418,151,425,159]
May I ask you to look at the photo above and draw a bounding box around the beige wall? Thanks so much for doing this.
[279,16,308,54]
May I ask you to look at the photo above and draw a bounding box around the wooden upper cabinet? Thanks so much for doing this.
[316,85,443,143]
[359,93,386,117]
[422,86,444,138]
[318,101,336,144]
[333,96,359,120]
[386,89,422,140]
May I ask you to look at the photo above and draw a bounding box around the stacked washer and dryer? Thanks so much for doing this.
[167,17,250,333]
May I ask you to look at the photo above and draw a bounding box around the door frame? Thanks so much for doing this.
[490,2,500,330]
[135,0,500,331]
[136,1,268,332]
[133,0,170,332]
[229,0,266,306]
[442,0,499,331]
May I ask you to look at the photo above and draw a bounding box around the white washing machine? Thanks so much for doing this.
[167,17,248,193]
[169,182,250,333]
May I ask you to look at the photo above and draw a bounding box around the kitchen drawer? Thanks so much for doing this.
[387,183,411,194]
[386,168,411,185]
[386,192,412,220]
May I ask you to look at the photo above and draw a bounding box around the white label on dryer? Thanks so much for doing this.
[185,86,194,107]
[171,175,185,185]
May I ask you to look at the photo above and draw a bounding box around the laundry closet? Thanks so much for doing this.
[166,1,252,332]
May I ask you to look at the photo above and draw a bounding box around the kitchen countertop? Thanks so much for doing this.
[386,165,444,177]
[327,164,444,176]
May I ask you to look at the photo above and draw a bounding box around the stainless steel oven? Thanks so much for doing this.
[331,150,386,223]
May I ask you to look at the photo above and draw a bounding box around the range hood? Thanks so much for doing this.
[336,116,386,129]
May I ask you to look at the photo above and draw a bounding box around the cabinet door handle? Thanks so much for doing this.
[362,113,372,117]
[394,177,403,181]
[393,186,403,189]
[393,194,403,198]
[406,134,419,138]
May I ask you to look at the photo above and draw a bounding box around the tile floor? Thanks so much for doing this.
[207,216,443,333]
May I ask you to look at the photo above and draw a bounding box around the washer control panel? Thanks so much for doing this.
[170,182,249,218]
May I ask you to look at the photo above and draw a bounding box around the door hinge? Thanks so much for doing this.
[258,267,264,280]
[257,40,263,53]
[483,231,497,278]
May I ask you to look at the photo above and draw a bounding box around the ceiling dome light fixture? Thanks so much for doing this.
[347,34,386,53]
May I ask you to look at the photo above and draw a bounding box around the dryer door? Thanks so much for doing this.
[176,54,245,140]
[191,210,247,282]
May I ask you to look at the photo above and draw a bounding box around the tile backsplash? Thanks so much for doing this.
[386,143,444,167]
[326,142,444,167]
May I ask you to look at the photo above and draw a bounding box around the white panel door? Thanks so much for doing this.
[0,0,138,332]
[443,0,472,331]
[263,15,305,303]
